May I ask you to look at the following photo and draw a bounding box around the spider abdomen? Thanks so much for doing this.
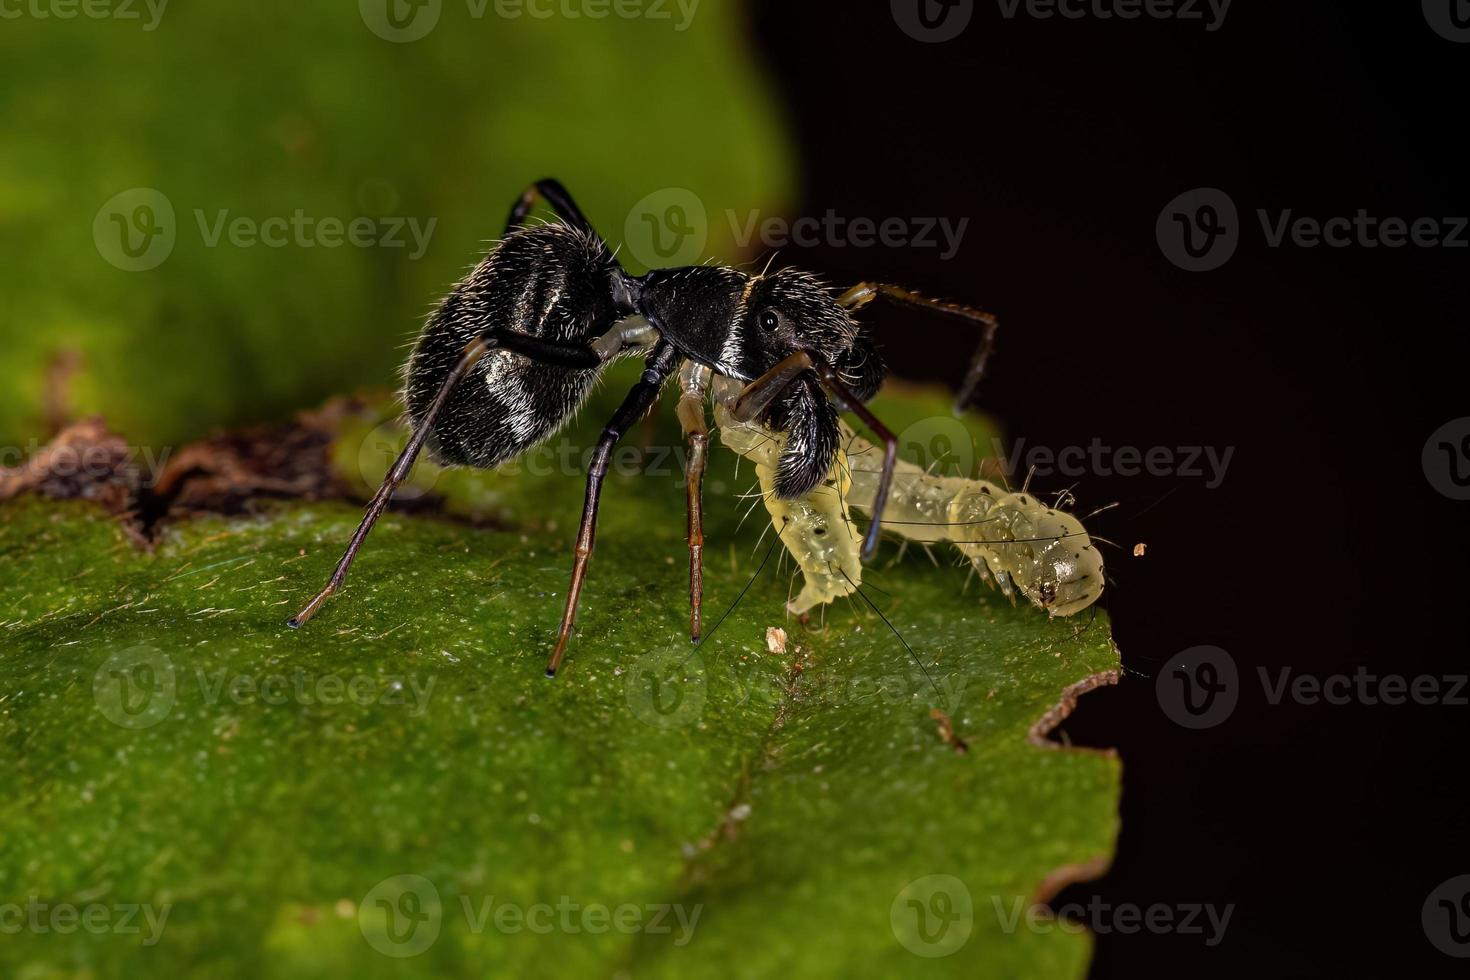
[402,223,623,468]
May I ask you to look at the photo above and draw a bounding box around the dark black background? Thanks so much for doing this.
[746,1,1467,975]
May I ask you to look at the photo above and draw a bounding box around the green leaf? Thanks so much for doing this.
[0,375,1119,978]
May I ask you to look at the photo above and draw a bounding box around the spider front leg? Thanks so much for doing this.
[836,281,999,413]
[504,177,599,240]
[731,350,899,562]
[546,340,681,677]
[676,361,712,642]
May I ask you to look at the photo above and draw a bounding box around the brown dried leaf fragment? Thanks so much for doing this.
[929,707,969,754]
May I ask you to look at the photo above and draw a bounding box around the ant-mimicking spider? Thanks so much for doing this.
[289,179,1100,676]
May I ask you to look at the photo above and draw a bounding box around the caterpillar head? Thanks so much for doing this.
[958,490,1105,617]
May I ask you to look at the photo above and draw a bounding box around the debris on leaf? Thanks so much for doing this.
[1132,542,1147,557]
[151,397,368,517]
[765,626,788,655]
[0,417,139,517]
[930,708,969,754]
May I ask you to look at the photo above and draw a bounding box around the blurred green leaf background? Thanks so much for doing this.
[0,0,792,449]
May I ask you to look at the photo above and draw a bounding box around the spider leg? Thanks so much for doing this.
[810,358,898,563]
[835,281,999,413]
[547,340,681,677]
[288,335,490,629]
[727,349,899,562]
[288,326,625,629]
[729,351,817,423]
[504,178,598,239]
[676,361,712,642]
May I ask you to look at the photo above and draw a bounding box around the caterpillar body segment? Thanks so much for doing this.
[712,374,1103,618]
[712,402,861,614]
[842,429,1104,617]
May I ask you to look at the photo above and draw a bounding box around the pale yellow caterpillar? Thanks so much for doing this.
[712,384,1104,617]
[713,400,861,614]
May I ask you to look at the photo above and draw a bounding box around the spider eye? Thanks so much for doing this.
[757,309,780,332]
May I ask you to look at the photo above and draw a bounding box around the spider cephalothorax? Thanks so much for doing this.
[636,265,885,496]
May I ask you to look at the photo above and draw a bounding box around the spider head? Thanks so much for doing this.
[637,265,884,399]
